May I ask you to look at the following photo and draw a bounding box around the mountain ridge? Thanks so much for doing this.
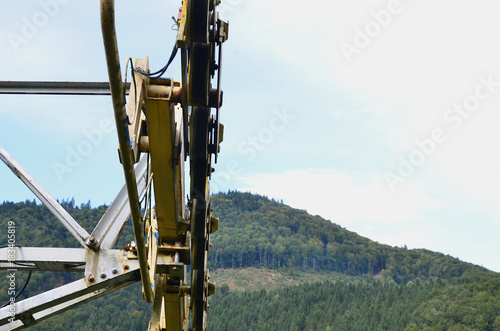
[209,191,498,284]
[0,192,498,330]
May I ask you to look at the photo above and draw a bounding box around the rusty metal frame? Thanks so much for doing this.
[0,0,228,329]
[0,146,150,329]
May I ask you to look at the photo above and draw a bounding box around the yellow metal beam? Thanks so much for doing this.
[145,81,186,243]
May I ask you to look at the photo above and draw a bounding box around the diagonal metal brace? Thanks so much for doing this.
[101,0,153,302]
[1,278,137,330]
[90,155,149,250]
[0,145,90,249]
[0,247,181,329]
[0,258,141,329]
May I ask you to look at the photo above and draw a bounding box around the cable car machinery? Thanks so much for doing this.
[0,0,228,330]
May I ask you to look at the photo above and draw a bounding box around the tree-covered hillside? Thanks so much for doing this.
[0,199,147,330]
[208,278,500,330]
[0,192,498,330]
[210,191,497,283]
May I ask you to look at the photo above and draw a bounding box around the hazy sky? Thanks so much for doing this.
[1,1,499,272]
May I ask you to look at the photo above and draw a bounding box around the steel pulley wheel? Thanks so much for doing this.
[188,42,210,107]
[189,106,211,331]
[186,0,210,44]
[187,1,216,329]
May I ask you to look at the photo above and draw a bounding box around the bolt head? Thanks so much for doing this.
[100,273,107,279]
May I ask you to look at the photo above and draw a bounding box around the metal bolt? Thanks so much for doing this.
[100,272,107,279]
[112,269,118,275]
[123,264,129,270]
[88,275,95,283]
[89,236,96,244]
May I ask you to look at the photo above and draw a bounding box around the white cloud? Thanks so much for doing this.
[238,168,500,272]
[429,116,500,217]
[239,169,442,226]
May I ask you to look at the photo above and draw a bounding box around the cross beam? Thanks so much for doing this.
[0,81,130,95]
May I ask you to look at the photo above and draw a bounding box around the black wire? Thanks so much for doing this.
[171,16,179,31]
[124,57,138,125]
[0,244,32,308]
[134,43,179,79]
[0,270,32,308]
[139,155,150,207]
[125,58,137,96]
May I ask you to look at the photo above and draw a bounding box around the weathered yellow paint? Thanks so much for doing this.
[164,292,184,331]
[126,58,148,163]
[145,94,179,241]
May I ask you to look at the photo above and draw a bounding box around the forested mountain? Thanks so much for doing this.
[0,199,149,330]
[209,191,496,283]
[208,278,500,330]
[0,192,498,330]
